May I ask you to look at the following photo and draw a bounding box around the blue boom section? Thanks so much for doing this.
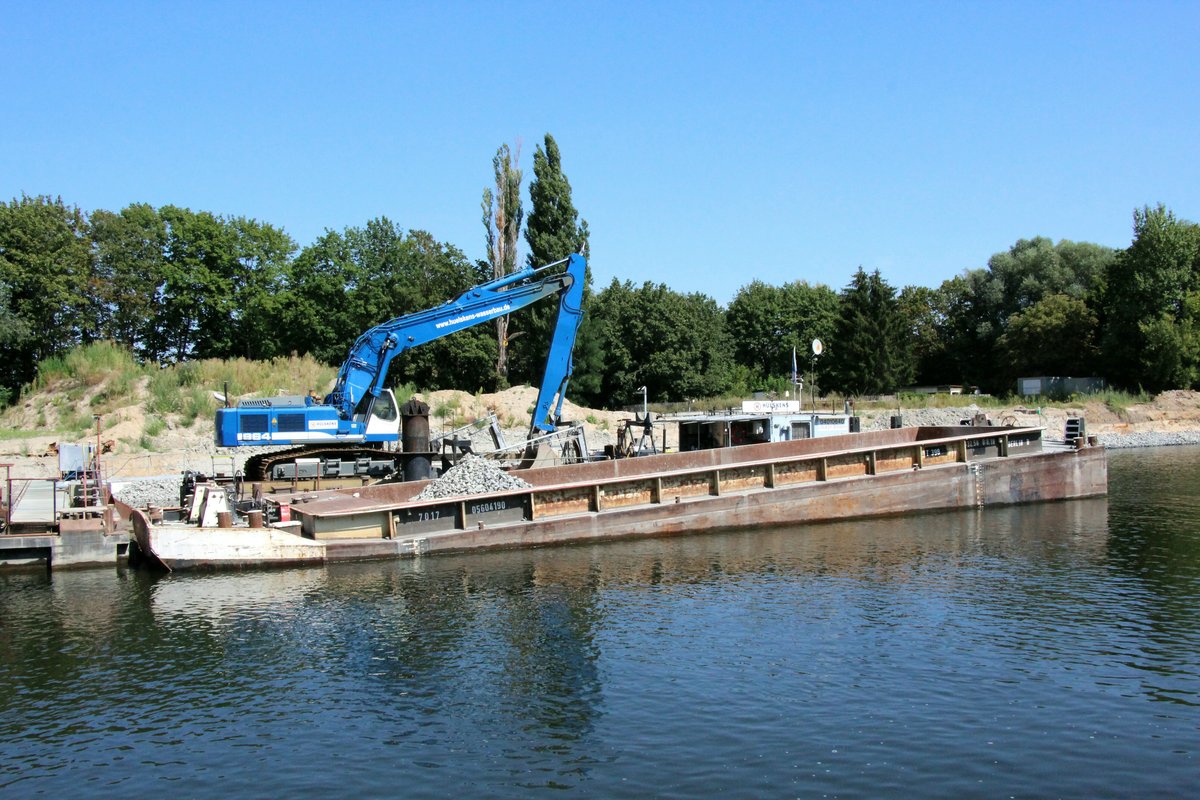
[528,254,586,435]
[215,254,586,448]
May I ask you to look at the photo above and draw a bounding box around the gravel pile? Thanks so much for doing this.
[111,475,183,509]
[1096,431,1200,449]
[415,454,531,500]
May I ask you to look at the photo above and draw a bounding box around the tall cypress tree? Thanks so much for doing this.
[827,268,913,396]
[515,134,603,404]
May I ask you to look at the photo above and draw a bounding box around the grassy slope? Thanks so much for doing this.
[0,342,337,454]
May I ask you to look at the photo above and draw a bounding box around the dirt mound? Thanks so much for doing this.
[422,385,627,444]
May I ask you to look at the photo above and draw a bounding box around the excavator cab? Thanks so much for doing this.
[362,389,400,440]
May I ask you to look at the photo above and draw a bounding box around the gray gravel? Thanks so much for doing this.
[111,475,183,509]
[415,454,532,500]
[1095,431,1200,449]
[109,453,534,509]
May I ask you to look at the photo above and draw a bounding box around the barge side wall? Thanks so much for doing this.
[335,446,1106,562]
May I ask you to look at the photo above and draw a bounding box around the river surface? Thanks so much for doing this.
[2,448,1198,797]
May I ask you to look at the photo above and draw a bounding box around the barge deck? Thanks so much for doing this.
[129,424,1107,571]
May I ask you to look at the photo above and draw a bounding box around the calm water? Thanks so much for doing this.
[2,448,1198,797]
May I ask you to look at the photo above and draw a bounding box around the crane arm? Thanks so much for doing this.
[528,254,586,434]
[327,255,587,427]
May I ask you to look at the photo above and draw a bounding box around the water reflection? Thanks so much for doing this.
[2,448,1199,796]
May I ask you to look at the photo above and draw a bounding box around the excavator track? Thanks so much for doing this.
[242,444,400,482]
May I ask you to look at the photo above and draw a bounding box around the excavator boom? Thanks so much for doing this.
[214,254,588,480]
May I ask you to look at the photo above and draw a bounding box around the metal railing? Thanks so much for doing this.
[3,476,63,532]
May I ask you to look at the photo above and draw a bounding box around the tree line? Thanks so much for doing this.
[2,135,1197,408]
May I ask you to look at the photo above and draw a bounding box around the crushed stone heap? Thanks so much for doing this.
[111,476,183,509]
[414,454,532,501]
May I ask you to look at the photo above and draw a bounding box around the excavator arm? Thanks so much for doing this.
[328,254,587,434]
[215,254,588,479]
[527,254,586,435]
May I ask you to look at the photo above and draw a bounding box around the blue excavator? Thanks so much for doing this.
[214,254,587,481]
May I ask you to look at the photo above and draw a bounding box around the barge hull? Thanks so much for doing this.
[357,446,1106,559]
[133,426,1107,570]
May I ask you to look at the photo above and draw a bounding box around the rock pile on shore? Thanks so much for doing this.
[1097,431,1200,449]
[415,455,532,500]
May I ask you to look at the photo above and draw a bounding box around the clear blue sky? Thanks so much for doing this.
[4,1,1197,303]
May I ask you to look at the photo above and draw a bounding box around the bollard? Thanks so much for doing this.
[217,511,233,528]
[401,398,433,481]
[247,509,264,528]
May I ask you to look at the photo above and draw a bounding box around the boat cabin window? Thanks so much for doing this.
[680,421,724,451]
[729,419,771,446]
[680,419,771,450]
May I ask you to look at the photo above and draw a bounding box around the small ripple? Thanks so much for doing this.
[3,452,1200,796]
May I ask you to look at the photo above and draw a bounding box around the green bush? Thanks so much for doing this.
[180,387,210,426]
[32,341,138,390]
[1095,389,1150,416]
[434,397,461,419]
[62,409,96,437]
[147,368,181,415]
[88,370,138,413]
[177,361,202,387]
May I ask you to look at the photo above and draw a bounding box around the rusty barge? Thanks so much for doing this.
[126,423,1107,571]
